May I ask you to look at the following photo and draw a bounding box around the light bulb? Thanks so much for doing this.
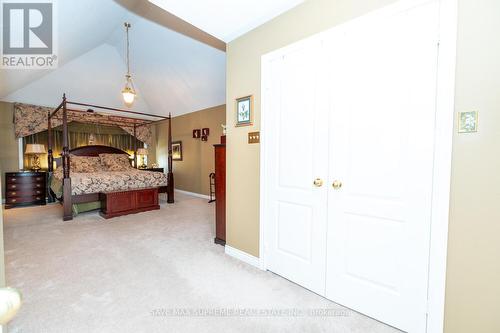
[122,86,136,106]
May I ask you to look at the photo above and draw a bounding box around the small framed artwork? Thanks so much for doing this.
[458,111,478,133]
[172,141,183,161]
[236,95,253,127]
[202,128,210,136]
[192,129,201,139]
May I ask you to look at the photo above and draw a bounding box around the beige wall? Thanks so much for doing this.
[0,102,20,198]
[445,1,500,332]
[226,0,399,258]
[0,102,12,288]
[156,105,225,196]
[226,0,500,331]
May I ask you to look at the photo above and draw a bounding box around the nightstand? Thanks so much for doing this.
[141,168,164,173]
[5,171,47,209]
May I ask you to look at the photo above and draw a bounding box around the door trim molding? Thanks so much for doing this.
[259,0,457,332]
[426,0,457,332]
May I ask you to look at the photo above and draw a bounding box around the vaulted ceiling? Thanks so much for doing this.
[0,0,303,117]
[148,0,304,42]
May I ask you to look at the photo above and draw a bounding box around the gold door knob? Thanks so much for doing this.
[313,178,324,187]
[332,180,343,190]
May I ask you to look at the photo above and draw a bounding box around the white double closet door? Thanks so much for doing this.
[262,1,440,332]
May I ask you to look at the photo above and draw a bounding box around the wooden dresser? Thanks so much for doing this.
[5,172,47,209]
[214,136,226,245]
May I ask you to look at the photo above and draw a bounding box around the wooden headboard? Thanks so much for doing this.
[69,145,130,157]
[54,145,130,168]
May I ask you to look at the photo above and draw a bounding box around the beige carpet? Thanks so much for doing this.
[4,193,399,333]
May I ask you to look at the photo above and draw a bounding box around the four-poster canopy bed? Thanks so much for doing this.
[47,94,174,221]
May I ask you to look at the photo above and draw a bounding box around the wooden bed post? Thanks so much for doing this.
[61,94,73,221]
[133,124,138,169]
[167,113,174,204]
[47,109,55,203]
[47,110,53,173]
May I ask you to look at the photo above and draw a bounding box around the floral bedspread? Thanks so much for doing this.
[51,169,168,196]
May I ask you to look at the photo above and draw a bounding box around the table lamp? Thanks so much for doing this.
[25,144,46,171]
[137,148,148,169]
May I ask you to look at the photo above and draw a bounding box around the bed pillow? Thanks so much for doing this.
[70,155,102,173]
[99,153,132,171]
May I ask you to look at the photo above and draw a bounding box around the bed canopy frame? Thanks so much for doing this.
[48,94,174,221]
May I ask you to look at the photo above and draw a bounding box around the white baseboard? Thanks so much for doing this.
[225,245,263,269]
[174,189,211,200]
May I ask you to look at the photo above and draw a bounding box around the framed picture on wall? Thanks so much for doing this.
[172,141,183,161]
[458,111,478,133]
[236,95,253,127]
[192,129,201,138]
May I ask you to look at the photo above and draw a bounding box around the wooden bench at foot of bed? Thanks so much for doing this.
[99,187,160,219]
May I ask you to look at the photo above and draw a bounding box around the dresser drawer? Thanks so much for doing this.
[6,182,45,191]
[6,196,44,205]
[7,189,44,198]
[7,175,45,184]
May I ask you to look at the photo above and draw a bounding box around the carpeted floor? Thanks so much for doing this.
[3,193,399,333]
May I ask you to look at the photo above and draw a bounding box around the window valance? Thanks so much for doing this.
[14,103,153,146]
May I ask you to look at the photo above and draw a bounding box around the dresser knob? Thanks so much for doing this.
[36,197,41,200]
[11,185,16,189]
[11,199,16,203]
[11,178,16,181]
[36,191,41,194]
[11,192,16,196]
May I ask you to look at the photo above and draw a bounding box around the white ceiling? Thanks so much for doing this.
[148,0,304,42]
[1,0,303,117]
[0,0,129,99]
[5,44,155,115]
[1,0,226,117]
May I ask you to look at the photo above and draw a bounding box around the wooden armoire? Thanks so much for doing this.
[213,136,226,245]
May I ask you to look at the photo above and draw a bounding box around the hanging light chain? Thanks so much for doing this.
[125,22,131,77]
[122,22,136,106]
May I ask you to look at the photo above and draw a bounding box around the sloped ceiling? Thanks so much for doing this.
[5,44,154,114]
[1,0,226,117]
[0,0,302,117]
[148,0,304,42]
[107,12,226,116]
[0,0,129,99]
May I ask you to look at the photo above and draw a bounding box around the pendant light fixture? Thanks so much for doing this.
[122,22,136,107]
